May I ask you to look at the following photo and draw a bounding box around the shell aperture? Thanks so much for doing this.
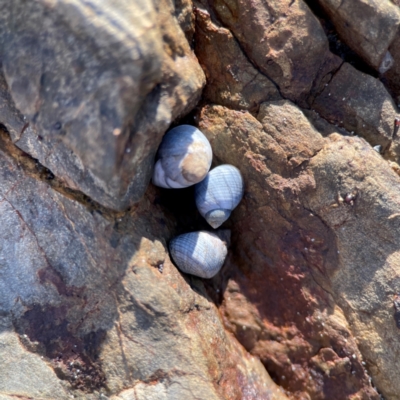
[169,231,228,279]
[195,164,244,229]
[152,125,212,188]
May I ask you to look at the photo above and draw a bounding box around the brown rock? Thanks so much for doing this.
[198,103,382,399]
[313,62,399,153]
[307,133,400,400]
[316,0,400,69]
[208,0,331,104]
[194,6,281,113]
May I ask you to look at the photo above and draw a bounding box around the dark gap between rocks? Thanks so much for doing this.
[151,109,234,301]
[152,184,228,303]
[152,108,227,237]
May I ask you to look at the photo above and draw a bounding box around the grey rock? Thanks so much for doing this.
[0,327,70,399]
[379,51,395,74]
[380,16,400,108]
[0,130,286,399]
[0,0,205,211]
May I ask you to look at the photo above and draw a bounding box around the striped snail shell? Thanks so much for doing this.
[169,231,228,279]
[195,165,244,229]
[152,125,212,188]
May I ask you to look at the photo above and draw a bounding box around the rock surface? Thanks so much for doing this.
[0,0,205,211]
[197,102,394,399]
[316,0,400,70]
[194,7,281,113]
[0,130,287,399]
[207,0,332,105]
[1,0,400,399]
[312,62,399,155]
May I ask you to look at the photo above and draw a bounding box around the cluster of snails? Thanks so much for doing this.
[153,125,244,279]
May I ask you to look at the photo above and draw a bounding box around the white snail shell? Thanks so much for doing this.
[169,231,228,278]
[152,125,212,188]
[195,165,244,229]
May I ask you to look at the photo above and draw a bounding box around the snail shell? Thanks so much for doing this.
[169,231,228,279]
[195,164,244,229]
[152,125,212,188]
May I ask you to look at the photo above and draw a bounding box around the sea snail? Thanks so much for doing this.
[195,164,244,229]
[152,125,212,188]
[169,231,228,279]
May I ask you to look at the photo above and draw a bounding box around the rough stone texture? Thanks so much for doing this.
[307,134,400,400]
[0,0,205,211]
[0,130,286,399]
[2,0,400,398]
[198,102,387,399]
[382,36,400,102]
[316,0,400,69]
[207,0,332,105]
[381,10,400,106]
[194,6,281,113]
[313,62,399,156]
[175,0,196,42]
[0,326,70,399]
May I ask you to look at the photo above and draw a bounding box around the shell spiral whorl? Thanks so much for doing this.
[169,231,228,279]
[152,125,212,189]
[195,164,244,229]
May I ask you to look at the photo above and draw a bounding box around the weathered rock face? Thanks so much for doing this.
[315,0,400,70]
[0,130,287,399]
[307,134,400,399]
[1,0,400,399]
[198,103,382,400]
[0,0,205,211]
[205,0,332,105]
[194,7,281,113]
[312,62,399,154]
